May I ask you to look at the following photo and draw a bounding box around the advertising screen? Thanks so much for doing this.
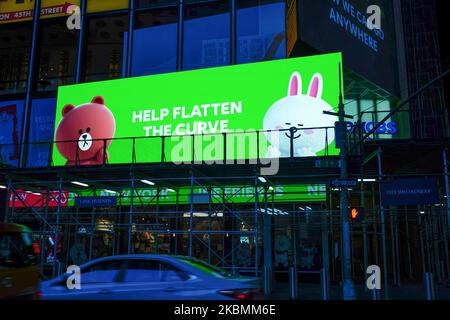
[52,53,342,166]
[297,0,399,96]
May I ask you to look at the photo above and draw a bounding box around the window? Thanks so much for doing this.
[0,23,32,95]
[35,19,78,92]
[83,15,129,82]
[26,98,57,168]
[237,0,286,63]
[136,0,179,9]
[123,260,187,282]
[179,257,232,278]
[183,0,230,71]
[132,6,178,76]
[0,100,24,167]
[375,100,393,139]
[80,260,124,284]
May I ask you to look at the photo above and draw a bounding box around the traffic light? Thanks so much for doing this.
[349,207,365,222]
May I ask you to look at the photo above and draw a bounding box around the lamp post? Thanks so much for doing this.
[324,63,356,300]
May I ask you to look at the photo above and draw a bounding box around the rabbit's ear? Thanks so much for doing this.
[288,72,302,96]
[308,73,323,98]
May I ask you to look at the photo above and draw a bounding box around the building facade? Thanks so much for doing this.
[0,0,449,299]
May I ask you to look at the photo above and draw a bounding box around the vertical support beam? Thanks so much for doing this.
[52,178,63,278]
[377,151,389,299]
[337,62,355,300]
[20,0,41,168]
[175,190,179,255]
[263,187,272,294]
[321,209,330,300]
[404,208,413,280]
[329,186,336,282]
[361,181,369,291]
[177,0,184,71]
[3,179,12,223]
[442,148,450,233]
[230,0,237,65]
[431,207,441,283]
[208,187,212,264]
[155,186,160,254]
[254,175,259,278]
[75,0,87,83]
[394,210,401,287]
[372,184,379,267]
[389,208,398,286]
[127,171,135,254]
[418,207,427,292]
[126,0,135,77]
[189,172,194,257]
[440,200,450,286]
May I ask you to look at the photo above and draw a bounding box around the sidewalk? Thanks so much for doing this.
[264,282,450,300]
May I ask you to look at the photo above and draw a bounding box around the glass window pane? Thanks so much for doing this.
[135,0,179,9]
[376,100,393,139]
[237,0,286,64]
[344,100,358,121]
[81,260,123,284]
[360,99,376,124]
[183,0,230,71]
[26,98,57,168]
[132,7,178,76]
[0,100,24,167]
[0,23,32,95]
[83,15,129,82]
[35,19,78,92]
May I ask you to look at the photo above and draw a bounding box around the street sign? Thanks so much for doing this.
[331,178,358,188]
[380,179,438,206]
[315,159,340,168]
[75,196,117,208]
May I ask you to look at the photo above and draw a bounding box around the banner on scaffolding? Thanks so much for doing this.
[8,184,327,208]
[379,178,439,206]
[52,53,343,166]
[9,189,69,208]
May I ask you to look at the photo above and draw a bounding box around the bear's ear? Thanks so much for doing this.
[91,96,105,105]
[62,104,75,116]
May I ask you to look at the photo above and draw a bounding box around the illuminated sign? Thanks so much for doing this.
[65,184,327,206]
[8,184,327,208]
[298,0,399,96]
[52,53,343,166]
[346,121,397,135]
[0,0,128,24]
[9,190,69,208]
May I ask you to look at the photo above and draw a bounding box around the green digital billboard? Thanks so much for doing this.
[52,53,342,166]
[66,184,327,207]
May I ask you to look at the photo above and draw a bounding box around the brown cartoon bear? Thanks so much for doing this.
[55,96,116,166]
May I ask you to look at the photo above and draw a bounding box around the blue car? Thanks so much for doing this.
[40,255,261,300]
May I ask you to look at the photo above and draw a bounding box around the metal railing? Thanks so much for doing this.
[0,126,338,169]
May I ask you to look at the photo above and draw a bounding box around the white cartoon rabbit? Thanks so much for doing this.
[263,72,338,158]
